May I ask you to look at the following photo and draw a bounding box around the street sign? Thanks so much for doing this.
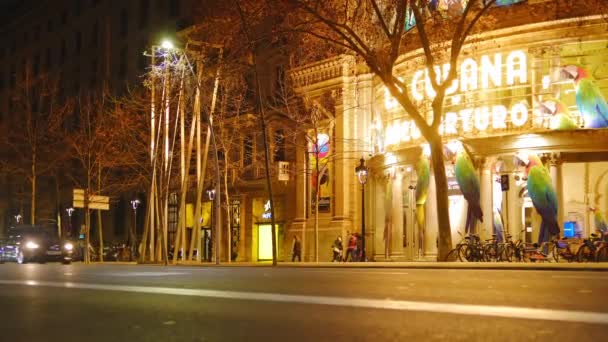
[73,189,110,210]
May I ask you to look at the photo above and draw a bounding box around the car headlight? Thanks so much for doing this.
[25,241,39,249]
[64,242,74,251]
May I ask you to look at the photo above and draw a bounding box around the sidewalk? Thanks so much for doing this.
[85,260,608,271]
[171,260,608,271]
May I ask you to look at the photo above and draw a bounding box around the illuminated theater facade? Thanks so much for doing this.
[291,14,608,261]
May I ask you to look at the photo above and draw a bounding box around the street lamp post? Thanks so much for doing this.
[355,157,368,262]
[131,199,140,261]
[66,208,74,237]
[206,186,216,263]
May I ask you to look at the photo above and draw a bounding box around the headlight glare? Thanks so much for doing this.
[64,242,74,251]
[25,241,39,249]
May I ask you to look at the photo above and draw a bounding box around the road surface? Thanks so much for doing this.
[0,263,607,341]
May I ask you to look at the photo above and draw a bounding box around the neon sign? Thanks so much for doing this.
[383,50,531,148]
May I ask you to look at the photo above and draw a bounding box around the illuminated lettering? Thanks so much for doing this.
[506,50,527,85]
[460,58,478,92]
[411,70,424,101]
[474,106,490,131]
[459,108,474,132]
[441,112,459,135]
[511,103,528,126]
[481,54,502,89]
[492,105,508,129]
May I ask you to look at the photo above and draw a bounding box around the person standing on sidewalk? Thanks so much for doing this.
[344,233,357,262]
[332,236,343,262]
[292,235,302,262]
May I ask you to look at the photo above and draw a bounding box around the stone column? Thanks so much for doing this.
[549,153,564,233]
[390,168,404,259]
[507,173,523,240]
[424,169,438,258]
[478,157,494,240]
[291,134,308,259]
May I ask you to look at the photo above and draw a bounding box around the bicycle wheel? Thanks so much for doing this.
[596,246,608,262]
[444,248,460,262]
[577,245,594,263]
[502,244,514,262]
[458,244,471,262]
[552,244,560,263]
[483,244,498,262]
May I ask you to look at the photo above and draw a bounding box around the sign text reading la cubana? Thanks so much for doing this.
[383,50,530,148]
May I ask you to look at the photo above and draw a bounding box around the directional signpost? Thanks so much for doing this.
[73,189,110,210]
[73,189,110,264]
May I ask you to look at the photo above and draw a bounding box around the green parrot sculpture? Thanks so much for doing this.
[518,153,560,243]
[415,153,430,230]
[590,207,607,234]
[561,65,608,129]
[539,97,578,130]
[452,143,483,234]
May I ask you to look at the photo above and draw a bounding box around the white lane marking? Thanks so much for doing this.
[103,272,189,277]
[1,280,608,325]
[295,270,410,276]
[551,275,608,280]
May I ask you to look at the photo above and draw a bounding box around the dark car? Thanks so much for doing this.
[0,225,73,264]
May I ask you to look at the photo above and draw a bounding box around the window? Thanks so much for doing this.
[119,46,127,78]
[169,0,180,17]
[45,48,52,69]
[274,129,285,161]
[120,9,128,37]
[33,54,40,75]
[60,40,66,62]
[91,22,99,47]
[75,31,82,54]
[138,48,147,71]
[10,65,15,87]
[139,0,149,28]
[74,0,82,16]
[243,135,253,166]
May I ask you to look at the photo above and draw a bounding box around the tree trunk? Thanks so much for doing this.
[428,136,452,261]
[31,149,36,225]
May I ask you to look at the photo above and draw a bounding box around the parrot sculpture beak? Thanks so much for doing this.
[514,153,529,167]
[539,100,557,116]
[560,65,578,81]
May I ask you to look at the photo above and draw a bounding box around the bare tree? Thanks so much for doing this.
[1,74,71,226]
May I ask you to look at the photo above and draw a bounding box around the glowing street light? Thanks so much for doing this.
[160,39,174,50]
[355,157,368,262]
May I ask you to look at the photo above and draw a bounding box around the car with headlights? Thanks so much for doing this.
[0,225,73,264]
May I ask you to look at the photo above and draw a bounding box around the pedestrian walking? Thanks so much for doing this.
[332,236,343,262]
[344,233,357,262]
[292,235,302,262]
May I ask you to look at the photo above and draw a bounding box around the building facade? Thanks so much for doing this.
[290,13,608,261]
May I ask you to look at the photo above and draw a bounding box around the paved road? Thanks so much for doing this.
[0,263,607,341]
